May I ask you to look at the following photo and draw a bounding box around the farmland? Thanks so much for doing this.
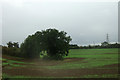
[2,48,119,79]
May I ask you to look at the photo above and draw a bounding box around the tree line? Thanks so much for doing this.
[2,29,72,60]
[69,42,120,49]
[2,28,119,59]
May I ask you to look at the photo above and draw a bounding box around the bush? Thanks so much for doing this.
[2,47,21,57]
[43,54,64,60]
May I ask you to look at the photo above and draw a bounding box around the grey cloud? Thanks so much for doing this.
[2,2,118,46]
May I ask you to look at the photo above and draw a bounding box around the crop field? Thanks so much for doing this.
[1,48,119,79]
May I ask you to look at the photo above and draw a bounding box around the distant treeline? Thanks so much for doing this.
[69,43,120,49]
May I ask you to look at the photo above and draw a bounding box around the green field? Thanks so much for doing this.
[2,48,119,79]
[47,48,118,69]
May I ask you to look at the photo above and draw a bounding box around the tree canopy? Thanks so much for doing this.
[20,28,72,59]
[7,41,19,48]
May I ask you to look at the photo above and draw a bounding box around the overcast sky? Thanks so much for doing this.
[0,0,118,46]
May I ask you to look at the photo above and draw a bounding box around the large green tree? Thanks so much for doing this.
[20,28,72,59]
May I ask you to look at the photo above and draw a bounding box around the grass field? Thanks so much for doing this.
[2,48,119,79]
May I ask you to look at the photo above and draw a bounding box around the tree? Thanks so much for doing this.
[69,44,79,49]
[101,41,109,48]
[20,35,41,58]
[20,28,72,59]
[4,42,20,57]
[7,41,13,48]
[13,42,19,48]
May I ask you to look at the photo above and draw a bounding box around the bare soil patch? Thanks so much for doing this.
[102,64,119,68]
[25,58,85,66]
[64,58,85,62]
[2,55,22,61]
[3,67,118,77]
